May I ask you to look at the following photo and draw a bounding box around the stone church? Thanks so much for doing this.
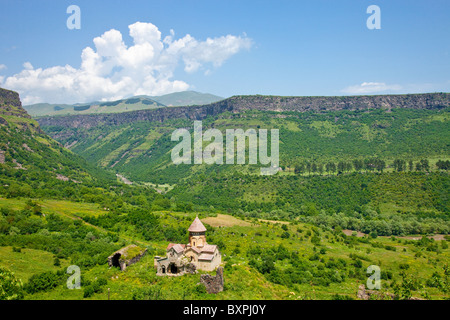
[154,217,222,276]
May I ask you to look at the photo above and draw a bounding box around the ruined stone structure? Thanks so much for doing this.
[108,245,147,271]
[154,217,222,276]
[200,267,224,294]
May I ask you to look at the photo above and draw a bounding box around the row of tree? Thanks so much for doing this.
[293,158,448,175]
[436,160,450,170]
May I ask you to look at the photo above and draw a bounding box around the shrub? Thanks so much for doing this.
[53,257,61,267]
[24,271,63,294]
[232,247,241,255]
[195,284,207,294]
[399,263,410,270]
[281,231,290,239]
[83,278,107,298]
[132,285,164,300]
[0,267,24,300]
[353,259,363,268]
[310,235,320,245]
[381,270,393,280]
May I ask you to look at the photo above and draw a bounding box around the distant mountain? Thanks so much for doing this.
[23,91,224,117]
[148,91,223,106]
[24,97,165,117]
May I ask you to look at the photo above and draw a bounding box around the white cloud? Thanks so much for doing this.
[0,65,5,84]
[3,22,252,104]
[341,82,403,95]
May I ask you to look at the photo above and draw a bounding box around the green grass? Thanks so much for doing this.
[0,246,69,282]
[309,120,343,138]
[0,197,108,219]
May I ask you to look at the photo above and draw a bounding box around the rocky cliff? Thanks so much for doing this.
[36,92,449,129]
[0,88,32,119]
[0,87,43,133]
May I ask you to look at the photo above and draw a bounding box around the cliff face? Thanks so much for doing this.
[0,87,43,134]
[36,92,450,129]
[0,88,32,119]
[224,92,450,112]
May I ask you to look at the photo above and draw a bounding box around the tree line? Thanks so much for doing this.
[293,158,449,175]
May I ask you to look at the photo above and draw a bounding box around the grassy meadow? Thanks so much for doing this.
[0,197,448,300]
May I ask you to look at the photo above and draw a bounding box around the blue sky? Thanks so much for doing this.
[0,0,449,104]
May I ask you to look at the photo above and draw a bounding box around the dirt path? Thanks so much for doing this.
[116,173,133,185]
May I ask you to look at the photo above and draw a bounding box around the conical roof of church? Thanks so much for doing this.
[188,217,207,232]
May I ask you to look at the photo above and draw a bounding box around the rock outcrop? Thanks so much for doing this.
[356,284,424,300]
[200,267,224,294]
[0,87,44,134]
[0,88,32,119]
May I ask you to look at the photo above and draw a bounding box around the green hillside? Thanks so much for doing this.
[22,102,76,117]
[148,91,223,106]
[24,97,165,117]
[40,108,450,181]
[0,88,118,192]
[0,87,168,210]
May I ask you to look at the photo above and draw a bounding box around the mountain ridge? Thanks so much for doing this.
[36,92,449,129]
[24,91,224,117]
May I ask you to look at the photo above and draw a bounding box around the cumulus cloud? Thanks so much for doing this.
[341,82,403,95]
[1,22,252,104]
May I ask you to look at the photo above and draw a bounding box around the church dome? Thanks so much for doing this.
[188,217,207,232]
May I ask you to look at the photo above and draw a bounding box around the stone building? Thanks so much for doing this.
[108,244,147,271]
[154,217,221,276]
